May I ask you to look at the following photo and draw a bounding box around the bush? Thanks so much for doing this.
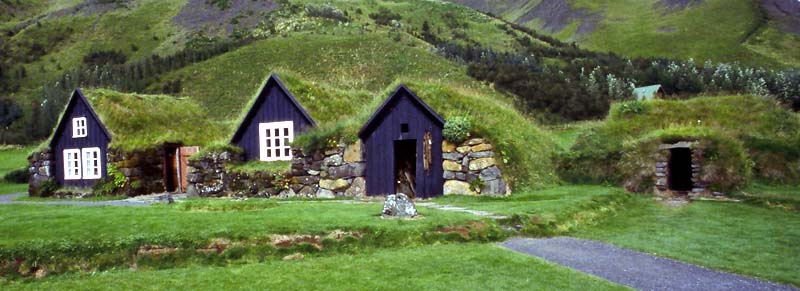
[3,168,28,183]
[442,115,472,144]
[93,165,126,196]
[37,180,59,197]
[305,4,349,22]
[369,7,401,26]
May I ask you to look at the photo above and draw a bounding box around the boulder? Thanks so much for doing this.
[468,151,493,159]
[479,166,502,181]
[442,141,457,153]
[278,188,296,198]
[344,177,366,197]
[382,194,417,218]
[319,179,349,190]
[481,179,507,195]
[443,152,463,161]
[323,154,343,167]
[443,160,462,172]
[456,146,471,153]
[443,171,456,180]
[444,180,477,195]
[470,143,492,152]
[298,186,316,197]
[185,184,199,198]
[343,141,364,162]
[329,163,365,179]
[316,188,335,198]
[466,138,484,146]
[469,158,495,171]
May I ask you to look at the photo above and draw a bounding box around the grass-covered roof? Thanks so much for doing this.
[79,89,224,151]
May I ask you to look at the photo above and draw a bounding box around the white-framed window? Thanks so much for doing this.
[259,121,294,161]
[63,149,82,180]
[72,117,87,138]
[82,147,102,179]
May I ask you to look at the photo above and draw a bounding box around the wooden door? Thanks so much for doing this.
[178,146,199,192]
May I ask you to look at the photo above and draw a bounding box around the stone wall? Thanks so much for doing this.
[654,142,712,198]
[27,149,55,196]
[442,138,509,195]
[186,141,366,198]
[108,148,169,196]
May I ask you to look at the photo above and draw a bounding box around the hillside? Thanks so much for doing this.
[448,0,800,68]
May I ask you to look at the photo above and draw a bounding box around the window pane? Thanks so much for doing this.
[284,148,290,156]
[266,150,271,157]
[274,128,280,136]
[284,138,289,145]
[266,139,271,147]
[265,130,270,137]
[274,149,280,157]
[275,138,281,147]
[284,128,289,136]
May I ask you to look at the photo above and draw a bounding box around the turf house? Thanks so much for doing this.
[28,88,214,197]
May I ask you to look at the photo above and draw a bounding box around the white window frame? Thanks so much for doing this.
[63,149,82,180]
[72,117,87,138]
[259,121,294,161]
[82,147,102,179]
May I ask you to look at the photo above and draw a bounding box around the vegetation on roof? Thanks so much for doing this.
[560,95,800,186]
[83,89,225,151]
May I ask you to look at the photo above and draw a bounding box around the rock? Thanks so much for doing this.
[343,141,364,162]
[468,151,493,159]
[279,188,296,198]
[381,194,418,218]
[316,188,335,198]
[320,179,350,190]
[188,173,203,183]
[442,141,457,153]
[329,163,365,179]
[470,143,492,152]
[37,166,50,176]
[443,160,462,172]
[479,166,502,181]
[444,180,477,195]
[455,172,466,181]
[456,146,471,153]
[323,154,343,167]
[324,148,340,156]
[443,152,462,161]
[282,253,305,261]
[307,170,320,176]
[443,171,456,180]
[469,158,495,171]
[466,138,484,146]
[344,177,366,197]
[298,186,316,197]
[185,184,199,198]
[295,176,320,185]
[481,179,506,195]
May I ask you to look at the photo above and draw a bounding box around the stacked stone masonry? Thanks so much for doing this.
[653,142,711,198]
[27,149,55,196]
[442,138,509,195]
[186,141,366,198]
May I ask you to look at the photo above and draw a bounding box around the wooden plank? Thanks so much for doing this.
[179,146,199,192]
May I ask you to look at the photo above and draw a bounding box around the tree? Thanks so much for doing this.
[0,98,23,144]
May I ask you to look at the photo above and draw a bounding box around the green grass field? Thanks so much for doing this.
[2,243,626,290]
[572,196,800,286]
[0,146,33,195]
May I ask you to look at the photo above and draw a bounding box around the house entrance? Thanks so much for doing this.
[668,147,693,191]
[394,139,417,198]
[163,145,198,193]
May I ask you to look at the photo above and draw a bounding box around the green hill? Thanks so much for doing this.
[448,0,800,68]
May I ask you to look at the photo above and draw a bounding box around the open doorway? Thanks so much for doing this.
[668,147,693,191]
[163,144,180,193]
[394,139,417,198]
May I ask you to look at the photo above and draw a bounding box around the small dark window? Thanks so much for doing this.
[401,123,409,133]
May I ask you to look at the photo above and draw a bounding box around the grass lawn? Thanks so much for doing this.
[431,185,626,217]
[2,243,626,290]
[735,183,800,204]
[12,195,127,202]
[0,146,33,195]
[571,197,800,286]
[0,200,485,247]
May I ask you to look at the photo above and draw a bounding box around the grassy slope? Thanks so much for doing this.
[155,31,559,189]
[0,146,33,195]
[572,197,800,286]
[3,243,626,290]
[461,0,800,68]
[0,201,483,247]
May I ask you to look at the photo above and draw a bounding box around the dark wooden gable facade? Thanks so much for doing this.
[358,85,445,198]
[230,73,316,161]
[50,89,112,187]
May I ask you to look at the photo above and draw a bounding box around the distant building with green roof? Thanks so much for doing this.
[633,85,666,101]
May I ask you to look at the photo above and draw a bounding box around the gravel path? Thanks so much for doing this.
[501,237,797,291]
[0,193,163,207]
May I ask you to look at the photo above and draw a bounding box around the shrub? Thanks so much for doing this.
[305,4,349,22]
[37,180,59,197]
[93,165,126,196]
[617,100,647,115]
[369,7,401,26]
[443,114,472,144]
[3,168,28,183]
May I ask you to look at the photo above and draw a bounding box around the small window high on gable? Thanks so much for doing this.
[72,117,87,138]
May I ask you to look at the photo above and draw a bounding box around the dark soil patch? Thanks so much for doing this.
[518,0,602,36]
[762,0,800,35]
[173,0,279,35]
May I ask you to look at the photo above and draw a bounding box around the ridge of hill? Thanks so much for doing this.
[447,0,800,68]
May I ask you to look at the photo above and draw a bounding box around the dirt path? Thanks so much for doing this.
[502,237,796,291]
